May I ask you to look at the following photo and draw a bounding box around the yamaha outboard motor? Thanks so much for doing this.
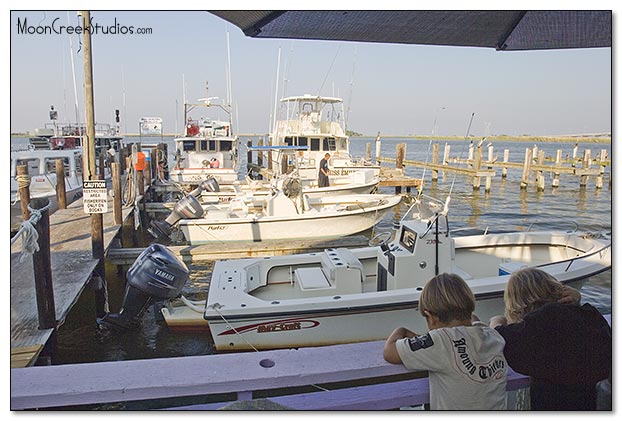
[149,178,219,239]
[103,244,189,329]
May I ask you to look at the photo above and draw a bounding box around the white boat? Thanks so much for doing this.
[169,86,239,186]
[269,95,380,182]
[11,149,84,231]
[175,191,402,245]
[159,196,611,351]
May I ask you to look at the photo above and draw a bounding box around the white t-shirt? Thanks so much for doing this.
[396,323,507,410]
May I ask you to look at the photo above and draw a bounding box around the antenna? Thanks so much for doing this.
[226,29,234,131]
[272,47,281,135]
[317,45,341,96]
[344,46,357,132]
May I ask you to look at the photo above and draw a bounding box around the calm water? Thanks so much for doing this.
[11,136,612,367]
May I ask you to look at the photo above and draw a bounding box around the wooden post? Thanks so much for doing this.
[442,143,450,165]
[17,164,31,222]
[98,150,106,180]
[520,148,532,189]
[595,149,606,189]
[137,169,145,197]
[81,10,105,290]
[112,162,122,225]
[501,149,509,178]
[55,159,67,209]
[30,198,56,330]
[536,150,545,191]
[467,142,474,168]
[396,143,406,172]
[552,149,562,188]
[472,145,482,190]
[375,132,381,164]
[162,143,169,179]
[144,153,152,191]
[431,143,439,181]
[366,143,371,162]
[580,149,591,188]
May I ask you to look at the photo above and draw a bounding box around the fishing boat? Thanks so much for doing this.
[10,149,84,231]
[169,85,239,186]
[269,95,380,182]
[30,106,124,153]
[153,196,611,351]
[195,146,380,204]
[150,187,402,245]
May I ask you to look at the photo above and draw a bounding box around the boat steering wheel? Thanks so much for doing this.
[369,231,392,247]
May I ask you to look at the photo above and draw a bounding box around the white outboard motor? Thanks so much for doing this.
[148,178,219,239]
[103,244,189,329]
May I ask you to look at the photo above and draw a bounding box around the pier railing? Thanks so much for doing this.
[11,339,530,410]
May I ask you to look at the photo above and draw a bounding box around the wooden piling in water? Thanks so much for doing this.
[17,164,31,222]
[395,143,406,194]
[580,149,591,188]
[366,142,371,162]
[30,198,56,330]
[536,150,545,191]
[472,145,482,190]
[442,143,450,166]
[55,159,67,209]
[112,162,122,225]
[520,148,532,189]
[501,149,509,178]
[431,144,439,181]
[596,149,606,189]
[552,149,562,188]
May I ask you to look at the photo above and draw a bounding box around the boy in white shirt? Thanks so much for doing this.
[384,273,508,410]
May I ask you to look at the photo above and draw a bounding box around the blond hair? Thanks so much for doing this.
[419,273,475,323]
[504,268,563,323]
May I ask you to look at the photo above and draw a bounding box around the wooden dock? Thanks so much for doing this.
[107,235,371,264]
[10,197,133,368]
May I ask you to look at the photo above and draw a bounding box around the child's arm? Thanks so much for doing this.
[383,327,416,364]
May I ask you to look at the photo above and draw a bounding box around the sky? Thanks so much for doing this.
[8,6,614,137]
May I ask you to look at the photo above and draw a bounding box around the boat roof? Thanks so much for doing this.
[280,95,343,104]
[248,145,309,151]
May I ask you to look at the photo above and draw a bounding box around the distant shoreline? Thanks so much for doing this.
[10,133,611,144]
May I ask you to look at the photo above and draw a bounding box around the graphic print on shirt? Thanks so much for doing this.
[407,333,434,351]
[450,336,506,383]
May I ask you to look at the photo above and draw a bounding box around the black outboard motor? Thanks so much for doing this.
[149,178,220,239]
[103,244,189,329]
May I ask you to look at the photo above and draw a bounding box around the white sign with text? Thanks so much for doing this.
[83,180,108,214]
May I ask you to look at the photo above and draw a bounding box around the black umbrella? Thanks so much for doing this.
[210,10,611,51]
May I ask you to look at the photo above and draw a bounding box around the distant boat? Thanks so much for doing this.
[10,149,84,232]
[169,85,239,186]
[269,95,380,182]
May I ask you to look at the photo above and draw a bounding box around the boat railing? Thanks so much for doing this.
[534,239,611,274]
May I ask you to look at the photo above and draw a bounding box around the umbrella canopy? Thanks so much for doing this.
[210,10,611,51]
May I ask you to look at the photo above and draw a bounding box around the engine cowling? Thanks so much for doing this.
[103,244,189,329]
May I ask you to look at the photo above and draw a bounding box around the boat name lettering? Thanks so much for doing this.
[426,239,442,244]
[154,269,175,281]
[206,225,227,231]
[257,321,301,333]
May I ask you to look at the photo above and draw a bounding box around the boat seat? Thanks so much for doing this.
[295,267,331,290]
[334,248,365,283]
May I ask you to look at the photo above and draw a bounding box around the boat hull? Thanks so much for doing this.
[177,194,401,244]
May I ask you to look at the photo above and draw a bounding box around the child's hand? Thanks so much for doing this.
[559,285,581,305]
[489,315,507,328]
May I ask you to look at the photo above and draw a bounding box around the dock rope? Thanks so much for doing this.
[11,174,31,205]
[10,201,52,262]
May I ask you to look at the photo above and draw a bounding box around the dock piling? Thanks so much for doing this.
[17,164,31,221]
[30,198,56,330]
[55,159,67,209]
[520,148,532,189]
[112,162,122,225]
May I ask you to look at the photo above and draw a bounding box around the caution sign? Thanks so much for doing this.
[83,180,108,214]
